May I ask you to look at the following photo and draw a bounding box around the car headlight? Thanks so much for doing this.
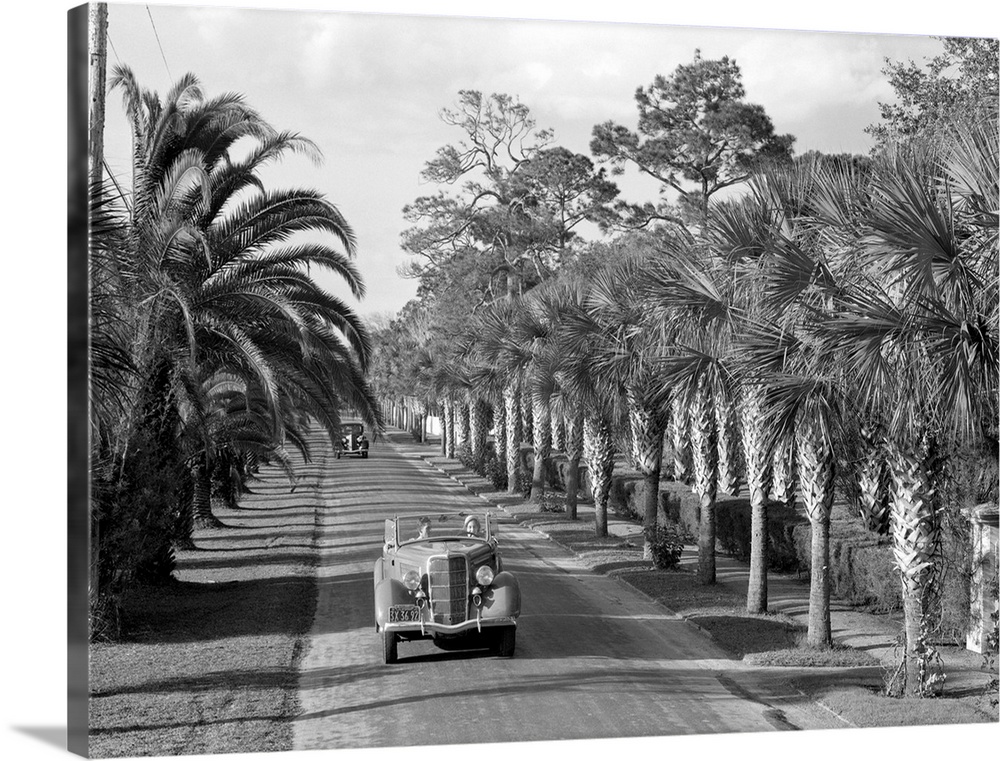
[402,570,421,591]
[475,565,494,586]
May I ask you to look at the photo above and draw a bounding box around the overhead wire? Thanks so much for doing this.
[146,5,173,81]
[106,31,121,67]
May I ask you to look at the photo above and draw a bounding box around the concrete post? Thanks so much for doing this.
[966,503,999,654]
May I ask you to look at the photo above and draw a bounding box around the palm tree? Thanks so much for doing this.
[810,122,998,689]
[470,298,525,492]
[645,243,739,585]
[709,188,795,612]
[505,277,592,520]
[96,69,381,608]
[179,371,305,537]
[558,282,620,537]
[507,294,550,505]
[764,375,842,647]
[725,156,861,620]
[587,254,670,558]
[109,67,380,440]
[559,404,586,520]
[583,416,616,536]
[669,395,692,485]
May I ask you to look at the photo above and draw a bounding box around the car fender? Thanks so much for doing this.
[374,576,414,629]
[481,571,520,620]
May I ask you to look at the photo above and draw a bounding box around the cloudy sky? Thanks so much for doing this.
[96,0,988,321]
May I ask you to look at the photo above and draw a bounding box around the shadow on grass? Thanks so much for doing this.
[113,575,316,645]
[689,614,802,658]
[797,671,999,727]
[593,559,656,575]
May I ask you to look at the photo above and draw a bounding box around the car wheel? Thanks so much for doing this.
[494,626,515,658]
[335,452,341,459]
[383,631,398,664]
[362,451,369,459]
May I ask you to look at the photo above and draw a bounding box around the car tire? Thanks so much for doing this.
[335,452,341,459]
[494,626,515,658]
[383,631,398,664]
[362,451,369,459]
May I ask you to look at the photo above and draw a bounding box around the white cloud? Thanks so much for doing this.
[298,16,349,90]
[520,61,555,90]
[581,53,624,80]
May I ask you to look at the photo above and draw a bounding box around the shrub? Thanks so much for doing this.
[538,491,565,513]
[609,476,643,521]
[483,452,508,491]
[644,523,686,569]
[456,442,485,475]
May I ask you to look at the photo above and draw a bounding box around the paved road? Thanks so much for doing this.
[293,433,845,750]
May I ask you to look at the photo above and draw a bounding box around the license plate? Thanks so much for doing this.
[389,605,421,623]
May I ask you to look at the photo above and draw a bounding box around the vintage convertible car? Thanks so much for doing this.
[373,511,520,663]
[336,421,369,459]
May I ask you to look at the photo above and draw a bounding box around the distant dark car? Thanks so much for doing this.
[337,422,369,459]
[373,511,521,663]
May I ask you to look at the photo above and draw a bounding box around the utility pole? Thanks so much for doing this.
[88,2,108,189]
[87,1,108,611]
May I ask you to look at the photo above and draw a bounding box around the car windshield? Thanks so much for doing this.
[342,424,363,435]
[397,512,490,543]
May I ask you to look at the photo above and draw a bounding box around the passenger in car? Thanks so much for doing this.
[464,515,481,537]
[416,516,432,539]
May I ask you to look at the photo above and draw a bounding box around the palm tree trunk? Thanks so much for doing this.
[552,414,565,452]
[671,395,692,484]
[857,433,892,535]
[584,416,614,537]
[888,445,940,695]
[468,394,482,462]
[504,382,522,494]
[191,456,225,534]
[627,408,641,470]
[807,509,832,647]
[444,398,456,459]
[439,402,447,455]
[521,387,534,448]
[494,399,507,486]
[564,408,584,520]
[530,395,552,504]
[797,420,835,648]
[741,385,772,614]
[629,396,665,560]
[715,391,740,497]
[414,400,426,443]
[472,399,488,466]
[771,431,797,507]
[689,379,718,584]
[457,401,470,450]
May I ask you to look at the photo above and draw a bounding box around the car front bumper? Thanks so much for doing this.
[383,615,517,637]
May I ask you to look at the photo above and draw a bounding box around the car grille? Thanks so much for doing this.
[427,555,468,625]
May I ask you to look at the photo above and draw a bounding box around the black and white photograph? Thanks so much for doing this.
[14,0,1000,759]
